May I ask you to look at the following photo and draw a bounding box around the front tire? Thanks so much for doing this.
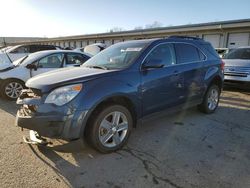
[0,79,24,100]
[86,105,133,153]
[198,84,221,114]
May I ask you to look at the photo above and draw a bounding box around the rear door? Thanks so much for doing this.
[174,43,206,102]
[141,43,184,116]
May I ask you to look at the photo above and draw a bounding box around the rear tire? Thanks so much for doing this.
[85,104,133,153]
[198,84,221,114]
[0,79,24,101]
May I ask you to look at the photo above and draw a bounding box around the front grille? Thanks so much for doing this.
[224,66,250,77]
[224,73,248,77]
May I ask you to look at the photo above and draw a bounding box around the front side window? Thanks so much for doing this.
[66,53,88,65]
[175,43,201,63]
[38,53,63,68]
[144,43,176,67]
[82,41,149,69]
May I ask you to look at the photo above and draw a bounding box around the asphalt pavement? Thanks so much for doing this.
[0,87,249,188]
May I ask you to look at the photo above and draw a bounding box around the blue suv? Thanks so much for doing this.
[16,36,224,153]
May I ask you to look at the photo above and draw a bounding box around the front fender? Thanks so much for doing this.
[75,72,141,138]
[79,76,140,112]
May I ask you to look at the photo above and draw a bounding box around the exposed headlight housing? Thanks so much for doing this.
[45,84,82,106]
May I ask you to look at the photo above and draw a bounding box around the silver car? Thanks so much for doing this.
[223,47,250,85]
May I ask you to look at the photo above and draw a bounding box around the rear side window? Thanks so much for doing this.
[66,53,89,65]
[175,43,201,64]
[42,45,57,50]
[30,45,56,53]
[10,46,30,53]
[145,43,176,67]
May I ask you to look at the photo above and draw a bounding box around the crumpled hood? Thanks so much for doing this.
[0,63,13,71]
[0,53,12,70]
[223,59,250,67]
[26,67,116,93]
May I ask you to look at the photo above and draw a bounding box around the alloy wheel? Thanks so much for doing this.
[5,82,23,99]
[98,111,128,148]
[207,88,219,110]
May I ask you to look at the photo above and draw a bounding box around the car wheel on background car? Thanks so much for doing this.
[86,104,133,153]
[198,84,221,114]
[0,79,24,101]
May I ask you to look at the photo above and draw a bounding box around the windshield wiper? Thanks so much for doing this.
[85,65,108,70]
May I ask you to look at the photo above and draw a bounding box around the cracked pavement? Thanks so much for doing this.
[0,87,249,188]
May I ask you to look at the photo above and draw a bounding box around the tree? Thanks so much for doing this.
[145,21,163,29]
[109,27,125,33]
[134,26,143,30]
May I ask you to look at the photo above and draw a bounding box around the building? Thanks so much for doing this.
[4,19,250,49]
[0,37,44,47]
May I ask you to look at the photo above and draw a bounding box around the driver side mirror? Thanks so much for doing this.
[26,63,38,71]
[143,59,164,70]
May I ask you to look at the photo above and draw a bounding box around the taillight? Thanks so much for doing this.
[221,60,225,71]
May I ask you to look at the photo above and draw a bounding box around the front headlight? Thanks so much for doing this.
[45,84,82,106]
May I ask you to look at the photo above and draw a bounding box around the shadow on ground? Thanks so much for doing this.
[0,85,249,187]
[0,98,17,116]
[28,101,250,188]
[223,84,250,94]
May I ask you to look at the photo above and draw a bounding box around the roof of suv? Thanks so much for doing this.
[122,36,208,46]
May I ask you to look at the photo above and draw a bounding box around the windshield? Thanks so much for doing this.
[0,46,13,53]
[82,41,149,69]
[14,52,43,66]
[224,48,250,59]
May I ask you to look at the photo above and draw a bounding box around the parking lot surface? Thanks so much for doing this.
[0,87,249,188]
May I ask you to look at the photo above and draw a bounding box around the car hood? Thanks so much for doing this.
[26,67,116,93]
[223,59,250,67]
[0,54,12,70]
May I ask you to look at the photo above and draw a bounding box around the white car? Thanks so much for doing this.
[75,43,107,56]
[0,44,61,70]
[223,46,250,86]
[0,50,91,100]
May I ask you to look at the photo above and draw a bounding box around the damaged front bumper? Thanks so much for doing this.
[23,130,49,145]
[16,89,88,140]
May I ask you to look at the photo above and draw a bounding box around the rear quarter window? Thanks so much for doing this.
[201,43,219,58]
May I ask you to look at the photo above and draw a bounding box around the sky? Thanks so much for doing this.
[0,0,250,38]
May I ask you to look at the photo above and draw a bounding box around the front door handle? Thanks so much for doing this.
[173,70,179,76]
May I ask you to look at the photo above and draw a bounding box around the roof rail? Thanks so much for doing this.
[168,35,204,41]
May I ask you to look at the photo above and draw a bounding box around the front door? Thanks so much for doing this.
[141,43,184,116]
[31,53,64,77]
